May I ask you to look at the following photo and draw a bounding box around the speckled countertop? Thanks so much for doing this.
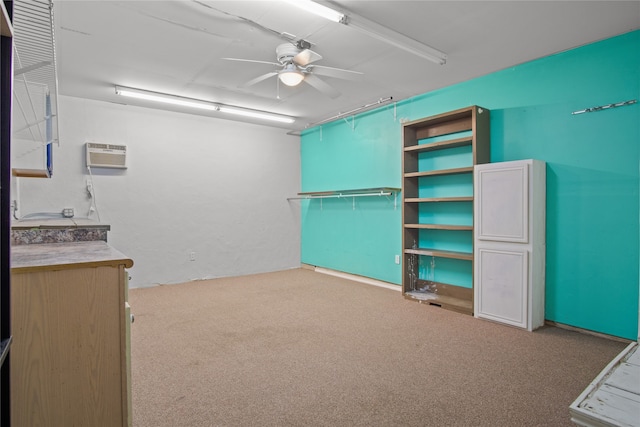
[11,218,110,230]
[11,241,133,273]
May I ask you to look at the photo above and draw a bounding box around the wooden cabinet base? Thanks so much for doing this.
[11,242,132,427]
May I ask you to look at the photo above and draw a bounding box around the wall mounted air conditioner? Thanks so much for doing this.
[86,143,127,169]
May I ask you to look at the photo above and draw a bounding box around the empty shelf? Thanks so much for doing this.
[405,248,472,261]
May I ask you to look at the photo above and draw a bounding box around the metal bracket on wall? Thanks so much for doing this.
[342,115,355,131]
[571,99,637,115]
[305,97,393,129]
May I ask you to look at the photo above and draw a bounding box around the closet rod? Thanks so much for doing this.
[571,99,636,115]
[286,97,394,136]
[287,191,392,201]
[308,97,393,127]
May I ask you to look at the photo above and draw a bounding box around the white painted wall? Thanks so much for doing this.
[13,95,301,288]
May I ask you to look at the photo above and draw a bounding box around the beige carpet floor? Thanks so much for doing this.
[129,268,628,427]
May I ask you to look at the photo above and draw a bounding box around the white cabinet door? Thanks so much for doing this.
[475,246,529,329]
[476,163,529,243]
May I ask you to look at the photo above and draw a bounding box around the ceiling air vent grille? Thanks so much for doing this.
[86,143,127,169]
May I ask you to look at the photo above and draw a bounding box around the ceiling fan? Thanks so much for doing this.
[223,40,363,99]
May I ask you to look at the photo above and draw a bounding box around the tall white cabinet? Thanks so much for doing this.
[473,159,546,331]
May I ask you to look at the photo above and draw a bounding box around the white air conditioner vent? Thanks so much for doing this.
[86,143,127,169]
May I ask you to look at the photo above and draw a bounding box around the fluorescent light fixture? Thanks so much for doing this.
[115,86,218,111]
[278,64,305,86]
[344,14,447,65]
[218,105,294,123]
[284,0,447,65]
[114,86,295,124]
[281,0,345,23]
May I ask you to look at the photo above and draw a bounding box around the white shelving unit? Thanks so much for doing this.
[473,159,546,331]
[11,0,59,178]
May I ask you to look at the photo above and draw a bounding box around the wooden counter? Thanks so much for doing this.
[11,240,133,272]
[11,241,133,427]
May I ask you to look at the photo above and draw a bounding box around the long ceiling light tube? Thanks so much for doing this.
[343,14,447,65]
[114,86,295,124]
[281,0,345,23]
[284,0,447,65]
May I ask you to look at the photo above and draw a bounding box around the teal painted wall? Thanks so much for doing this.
[300,110,403,284]
[300,31,639,339]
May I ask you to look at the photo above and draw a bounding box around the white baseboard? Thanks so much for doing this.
[309,266,401,292]
[545,321,633,343]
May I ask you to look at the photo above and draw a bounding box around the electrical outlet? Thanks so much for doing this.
[395,255,400,265]
[189,251,196,261]
[62,208,74,218]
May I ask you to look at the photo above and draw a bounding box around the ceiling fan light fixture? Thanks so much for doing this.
[278,68,305,86]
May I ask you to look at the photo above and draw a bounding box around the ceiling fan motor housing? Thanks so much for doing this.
[276,43,301,64]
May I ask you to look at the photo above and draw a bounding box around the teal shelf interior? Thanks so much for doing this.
[417,174,473,198]
[417,130,473,146]
[415,255,473,288]
[417,228,473,253]
[418,145,473,171]
[418,201,473,226]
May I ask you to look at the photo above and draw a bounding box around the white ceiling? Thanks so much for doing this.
[51,0,640,131]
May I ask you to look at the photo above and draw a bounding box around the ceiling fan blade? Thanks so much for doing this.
[303,74,340,99]
[222,58,280,67]
[293,49,322,66]
[309,65,364,81]
[243,72,278,87]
